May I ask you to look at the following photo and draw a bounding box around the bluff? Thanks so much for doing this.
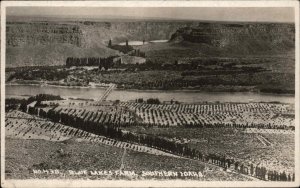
[6,20,295,67]
[6,20,198,67]
[169,22,295,55]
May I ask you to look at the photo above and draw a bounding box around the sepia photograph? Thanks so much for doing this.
[1,1,299,187]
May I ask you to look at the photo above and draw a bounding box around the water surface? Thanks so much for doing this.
[6,85,294,104]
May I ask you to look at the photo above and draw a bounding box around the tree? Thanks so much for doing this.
[250,163,254,176]
[137,98,144,103]
[174,60,178,66]
[126,40,129,47]
[146,98,161,104]
[108,39,112,47]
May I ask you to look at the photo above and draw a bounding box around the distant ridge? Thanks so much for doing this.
[6,15,294,24]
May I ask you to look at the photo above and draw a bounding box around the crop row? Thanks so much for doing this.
[121,102,294,114]
[29,101,295,129]
[118,102,294,128]
[6,110,178,157]
[24,105,136,127]
[133,109,294,128]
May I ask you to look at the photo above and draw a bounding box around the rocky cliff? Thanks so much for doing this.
[6,20,295,67]
[7,22,82,47]
[170,22,295,55]
[7,21,198,47]
[6,20,199,67]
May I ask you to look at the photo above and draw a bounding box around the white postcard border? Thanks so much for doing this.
[1,1,299,187]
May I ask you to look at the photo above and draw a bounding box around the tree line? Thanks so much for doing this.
[66,56,121,69]
[136,98,161,104]
[5,98,27,112]
[19,94,63,112]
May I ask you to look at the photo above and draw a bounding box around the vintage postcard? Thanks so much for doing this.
[1,1,299,187]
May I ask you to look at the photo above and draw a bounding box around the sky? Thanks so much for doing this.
[6,7,295,23]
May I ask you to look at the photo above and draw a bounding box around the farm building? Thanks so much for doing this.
[119,55,146,65]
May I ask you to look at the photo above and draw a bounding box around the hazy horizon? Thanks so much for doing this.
[7,7,295,23]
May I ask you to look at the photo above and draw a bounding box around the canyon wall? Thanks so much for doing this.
[170,22,295,55]
[7,21,198,47]
[6,20,294,67]
[7,22,82,47]
[6,21,198,67]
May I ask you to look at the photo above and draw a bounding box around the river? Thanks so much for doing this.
[5,85,294,104]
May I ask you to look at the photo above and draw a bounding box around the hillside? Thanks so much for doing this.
[6,22,120,67]
[6,138,252,180]
[6,20,295,67]
[5,109,252,180]
[6,20,197,67]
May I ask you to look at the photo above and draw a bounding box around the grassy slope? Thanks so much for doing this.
[122,127,294,173]
[137,41,295,63]
[5,138,252,180]
[6,43,118,67]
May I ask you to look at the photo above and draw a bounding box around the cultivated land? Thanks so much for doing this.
[5,55,295,93]
[123,127,294,174]
[5,96,295,180]
[6,111,252,181]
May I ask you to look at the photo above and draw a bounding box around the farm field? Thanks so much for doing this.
[122,126,294,175]
[4,96,295,181]
[121,102,294,128]
[37,100,295,129]
[31,99,296,175]
[6,54,295,93]
[5,110,177,157]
